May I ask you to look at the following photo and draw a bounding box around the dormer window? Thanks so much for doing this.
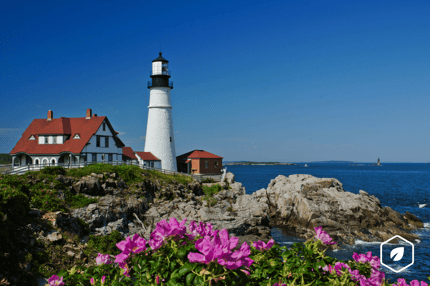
[53,136,57,144]
[45,137,48,144]
[29,135,36,140]
[73,134,80,139]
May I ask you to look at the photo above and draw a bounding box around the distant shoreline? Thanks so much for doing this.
[224,162,297,166]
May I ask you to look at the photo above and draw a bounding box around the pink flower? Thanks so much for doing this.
[48,275,65,286]
[119,263,132,277]
[410,281,429,286]
[322,264,335,274]
[96,253,112,265]
[156,275,160,284]
[117,234,147,254]
[314,226,336,245]
[188,229,253,270]
[353,251,380,269]
[395,278,409,286]
[149,218,187,249]
[350,269,365,282]
[252,239,275,251]
[101,276,106,285]
[187,221,218,240]
[273,283,287,286]
[90,277,95,285]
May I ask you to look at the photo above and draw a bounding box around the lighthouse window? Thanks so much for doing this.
[170,137,172,143]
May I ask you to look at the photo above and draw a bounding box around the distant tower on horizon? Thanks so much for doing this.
[377,157,381,166]
[144,52,177,171]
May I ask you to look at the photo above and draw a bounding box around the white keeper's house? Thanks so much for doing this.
[9,109,127,167]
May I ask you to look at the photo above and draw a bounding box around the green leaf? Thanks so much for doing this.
[186,273,196,286]
[57,270,68,277]
[178,248,187,258]
[178,266,192,277]
[193,275,204,286]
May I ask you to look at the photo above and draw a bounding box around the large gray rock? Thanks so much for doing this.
[258,174,422,245]
[72,176,103,195]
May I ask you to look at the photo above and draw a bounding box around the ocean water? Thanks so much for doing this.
[227,163,430,282]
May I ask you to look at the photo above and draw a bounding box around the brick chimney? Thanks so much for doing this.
[47,110,53,121]
[86,109,92,119]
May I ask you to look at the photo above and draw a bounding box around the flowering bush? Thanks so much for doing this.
[49,220,430,286]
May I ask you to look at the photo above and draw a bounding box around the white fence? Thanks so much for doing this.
[1,161,222,182]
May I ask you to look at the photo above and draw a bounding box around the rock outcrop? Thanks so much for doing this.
[245,174,422,246]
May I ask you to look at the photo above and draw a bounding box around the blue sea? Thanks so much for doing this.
[226,163,430,283]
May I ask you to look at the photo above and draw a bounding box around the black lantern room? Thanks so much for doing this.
[148,52,173,89]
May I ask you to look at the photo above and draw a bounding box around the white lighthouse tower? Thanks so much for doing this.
[144,52,177,171]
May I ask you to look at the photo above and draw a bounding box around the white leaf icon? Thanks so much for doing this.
[390,247,404,261]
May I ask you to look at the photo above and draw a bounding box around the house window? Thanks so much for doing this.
[97,136,100,147]
[108,154,112,161]
[215,161,219,167]
[103,122,106,131]
[92,153,97,162]
[105,137,109,148]
[205,160,208,169]
[150,162,154,167]
[170,137,172,142]
[53,137,57,144]
[45,137,48,144]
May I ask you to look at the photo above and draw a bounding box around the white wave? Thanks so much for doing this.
[424,222,430,228]
[278,242,295,245]
[355,239,412,246]
[415,239,421,243]
[355,239,382,245]
[419,204,427,208]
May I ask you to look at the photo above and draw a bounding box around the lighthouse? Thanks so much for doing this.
[144,52,177,171]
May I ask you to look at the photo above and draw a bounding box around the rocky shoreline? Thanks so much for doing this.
[32,171,423,250]
[3,169,424,285]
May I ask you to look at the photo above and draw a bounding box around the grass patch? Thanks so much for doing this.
[84,230,123,257]
[202,184,222,206]
[65,191,98,209]
[146,169,193,186]
[67,164,145,184]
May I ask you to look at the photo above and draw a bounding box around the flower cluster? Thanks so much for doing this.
[47,222,429,286]
[188,228,254,270]
[323,253,385,285]
[252,239,275,251]
[395,278,429,286]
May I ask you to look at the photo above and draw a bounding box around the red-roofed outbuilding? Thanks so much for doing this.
[10,109,125,167]
[135,152,161,168]
[176,150,223,174]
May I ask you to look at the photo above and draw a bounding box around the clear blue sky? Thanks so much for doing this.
[1,0,429,162]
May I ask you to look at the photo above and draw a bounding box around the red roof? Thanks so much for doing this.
[10,115,124,155]
[135,152,160,161]
[122,147,137,159]
[185,159,191,163]
[183,150,223,159]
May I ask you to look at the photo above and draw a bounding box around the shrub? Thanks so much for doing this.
[85,230,123,256]
[0,184,30,223]
[40,166,66,176]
